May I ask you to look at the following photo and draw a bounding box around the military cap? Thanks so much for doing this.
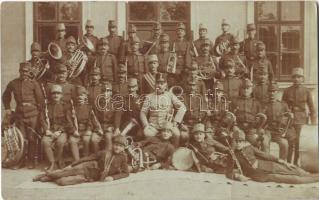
[192,123,206,134]
[128,78,138,87]
[108,20,117,28]
[247,23,256,31]
[268,82,279,92]
[241,78,253,89]
[113,135,127,146]
[176,22,186,30]
[199,23,207,30]
[85,19,94,27]
[130,36,141,44]
[55,63,68,73]
[221,19,230,26]
[160,33,170,42]
[153,22,162,30]
[224,59,236,68]
[128,24,137,33]
[232,37,240,45]
[66,36,77,44]
[102,81,113,90]
[90,67,101,75]
[98,37,109,46]
[155,73,167,83]
[147,54,158,63]
[292,67,304,77]
[76,86,88,95]
[50,84,63,94]
[256,41,266,50]
[56,23,66,31]
[19,62,31,72]
[31,42,41,52]
[213,81,224,91]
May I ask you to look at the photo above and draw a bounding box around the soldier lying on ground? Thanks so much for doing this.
[33,135,129,186]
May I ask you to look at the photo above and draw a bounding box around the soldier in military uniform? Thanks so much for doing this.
[53,23,67,52]
[194,23,214,56]
[219,37,248,78]
[250,41,274,83]
[87,67,103,105]
[253,70,270,105]
[220,59,242,101]
[157,33,171,74]
[230,79,271,153]
[214,19,235,56]
[140,73,187,147]
[144,22,162,55]
[2,62,44,169]
[113,65,129,96]
[94,37,118,83]
[106,20,123,59]
[69,86,103,161]
[119,24,142,63]
[41,84,75,171]
[141,54,159,94]
[240,24,258,68]
[83,19,99,51]
[282,67,317,165]
[28,42,50,82]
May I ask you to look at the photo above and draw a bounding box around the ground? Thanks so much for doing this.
[2,167,319,200]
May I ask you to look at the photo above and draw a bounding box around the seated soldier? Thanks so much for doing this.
[69,86,103,161]
[230,130,319,184]
[141,54,159,94]
[33,135,129,185]
[41,84,75,171]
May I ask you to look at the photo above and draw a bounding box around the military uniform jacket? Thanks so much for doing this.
[106,34,123,58]
[191,138,228,163]
[219,52,248,77]
[251,57,274,83]
[113,81,129,96]
[240,38,258,60]
[194,38,214,55]
[282,85,317,124]
[221,76,242,100]
[41,101,75,134]
[95,99,121,129]
[141,91,186,128]
[46,82,76,104]
[84,34,99,50]
[119,37,143,63]
[121,94,141,122]
[141,72,156,94]
[126,53,147,77]
[182,93,208,125]
[95,53,118,82]
[214,33,235,55]
[196,55,219,72]
[253,83,269,104]
[173,39,192,73]
[2,78,44,119]
[157,51,170,73]
[87,83,103,106]
[74,103,100,132]
[145,37,160,55]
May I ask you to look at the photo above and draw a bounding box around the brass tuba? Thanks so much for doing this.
[67,36,94,80]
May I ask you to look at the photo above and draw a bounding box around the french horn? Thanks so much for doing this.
[214,40,230,57]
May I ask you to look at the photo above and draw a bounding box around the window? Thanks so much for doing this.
[34,2,82,51]
[255,1,304,81]
[127,2,190,41]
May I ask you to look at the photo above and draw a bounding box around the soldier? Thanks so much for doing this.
[214,19,235,56]
[282,67,317,165]
[194,23,214,56]
[83,19,99,51]
[113,64,129,96]
[125,37,146,86]
[53,23,67,51]
[94,37,118,83]
[140,73,187,147]
[69,86,102,161]
[119,24,141,63]
[106,20,123,59]
[2,62,44,169]
[87,67,103,105]
[157,33,171,73]
[28,42,50,83]
[172,22,192,81]
[41,84,75,171]
[230,79,271,153]
[220,59,242,101]
[94,81,121,151]
[240,24,258,68]
[250,41,274,83]
[143,22,162,55]
[263,82,294,160]
[33,135,129,185]
[141,54,159,94]
[253,70,270,105]
[219,37,248,78]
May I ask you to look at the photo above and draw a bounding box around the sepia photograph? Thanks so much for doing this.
[1,1,318,200]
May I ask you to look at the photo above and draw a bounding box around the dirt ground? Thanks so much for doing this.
[2,167,319,200]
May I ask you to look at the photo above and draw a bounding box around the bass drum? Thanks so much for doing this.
[172,147,195,171]
[299,125,319,173]
[2,126,25,168]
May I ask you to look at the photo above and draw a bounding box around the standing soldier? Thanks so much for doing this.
[53,23,67,52]
[240,24,258,68]
[83,19,99,51]
[28,42,50,83]
[253,70,270,105]
[94,37,118,83]
[106,20,123,59]
[219,37,248,79]
[41,84,75,171]
[250,41,274,83]
[220,59,242,101]
[2,62,44,169]
[87,67,103,105]
[282,67,317,165]
[173,22,192,82]
[194,23,214,56]
[140,73,187,147]
[113,64,129,96]
[141,54,159,94]
[214,19,235,57]
[181,62,207,98]
[119,24,141,63]
[143,22,162,55]
[230,79,271,153]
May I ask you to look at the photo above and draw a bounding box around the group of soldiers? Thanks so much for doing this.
[3,18,319,185]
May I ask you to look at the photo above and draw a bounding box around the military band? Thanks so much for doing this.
[2,20,318,185]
